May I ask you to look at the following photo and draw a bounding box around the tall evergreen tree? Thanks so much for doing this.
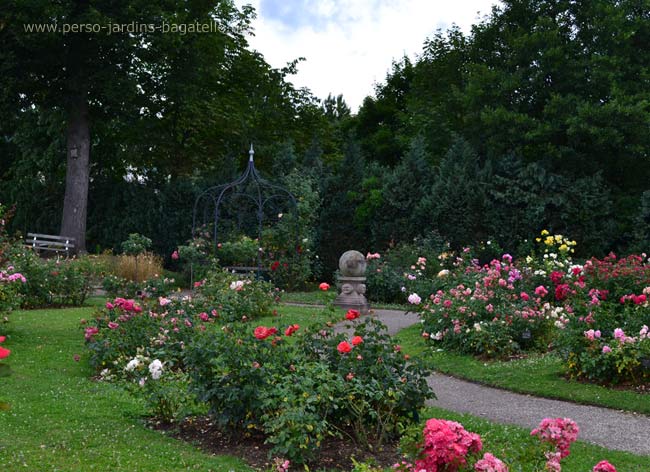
[317,136,366,277]
[373,135,433,244]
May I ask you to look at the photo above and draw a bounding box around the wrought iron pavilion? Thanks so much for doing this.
[192,144,298,276]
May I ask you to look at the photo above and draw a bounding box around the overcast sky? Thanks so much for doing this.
[234,0,500,112]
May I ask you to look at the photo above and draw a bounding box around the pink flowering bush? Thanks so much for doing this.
[397,416,614,472]
[395,418,502,472]
[553,254,650,385]
[593,460,617,472]
[419,251,555,358]
[0,267,26,319]
[197,268,277,321]
[530,417,579,459]
[473,453,508,472]
[416,418,483,471]
[84,295,219,371]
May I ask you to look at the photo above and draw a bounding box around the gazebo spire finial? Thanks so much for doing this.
[249,143,254,162]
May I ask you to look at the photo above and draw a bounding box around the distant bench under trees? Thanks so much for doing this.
[25,233,76,256]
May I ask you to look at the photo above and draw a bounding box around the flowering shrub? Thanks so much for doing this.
[530,417,579,459]
[397,416,612,472]
[418,252,555,358]
[121,354,196,422]
[410,232,650,383]
[302,316,434,449]
[593,460,617,472]
[184,315,433,463]
[416,418,483,471]
[552,255,650,385]
[0,334,11,410]
[0,335,10,360]
[197,268,277,321]
[364,236,449,304]
[0,267,26,318]
[84,295,219,371]
[6,247,100,307]
[102,273,176,298]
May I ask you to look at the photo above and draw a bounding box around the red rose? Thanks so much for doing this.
[0,336,9,359]
[337,341,352,354]
[254,326,277,339]
[319,282,330,291]
[345,309,360,321]
[351,335,363,346]
[254,326,270,340]
[285,324,300,336]
[0,346,9,359]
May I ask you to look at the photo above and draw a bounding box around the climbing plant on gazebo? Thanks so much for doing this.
[192,145,300,281]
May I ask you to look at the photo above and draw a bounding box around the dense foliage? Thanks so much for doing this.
[2,0,650,279]
[84,279,433,464]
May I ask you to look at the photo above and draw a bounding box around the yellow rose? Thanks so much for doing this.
[541,229,549,236]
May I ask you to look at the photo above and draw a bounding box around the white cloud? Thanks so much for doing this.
[235,0,500,112]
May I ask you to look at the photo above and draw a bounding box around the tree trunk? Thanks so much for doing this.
[60,94,90,253]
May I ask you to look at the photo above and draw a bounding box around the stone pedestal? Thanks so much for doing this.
[333,250,370,315]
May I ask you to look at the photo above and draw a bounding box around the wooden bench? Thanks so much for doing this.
[224,266,269,279]
[25,233,76,255]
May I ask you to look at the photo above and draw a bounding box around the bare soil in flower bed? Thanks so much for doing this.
[151,416,402,471]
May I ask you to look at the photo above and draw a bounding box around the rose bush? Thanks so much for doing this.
[197,268,277,321]
[397,416,615,472]
[6,246,101,307]
[417,251,556,358]
[185,314,433,463]
[84,283,432,465]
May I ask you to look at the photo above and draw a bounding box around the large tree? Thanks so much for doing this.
[1,0,257,252]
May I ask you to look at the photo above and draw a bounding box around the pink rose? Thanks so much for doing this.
[593,460,617,472]
[535,285,549,297]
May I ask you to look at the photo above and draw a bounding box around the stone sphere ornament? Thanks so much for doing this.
[338,250,367,277]
[334,250,370,315]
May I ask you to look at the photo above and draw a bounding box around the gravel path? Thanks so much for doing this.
[337,307,650,456]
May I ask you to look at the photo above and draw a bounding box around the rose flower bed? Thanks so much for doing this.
[410,232,650,386]
[83,274,433,465]
[396,415,617,472]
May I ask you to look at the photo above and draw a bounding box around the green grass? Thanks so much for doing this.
[414,407,649,471]
[395,324,650,415]
[281,290,408,310]
[0,306,252,471]
[259,303,338,328]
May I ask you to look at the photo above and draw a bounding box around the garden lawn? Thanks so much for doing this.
[416,406,650,471]
[395,324,650,415]
[259,303,338,328]
[281,290,407,310]
[0,305,252,471]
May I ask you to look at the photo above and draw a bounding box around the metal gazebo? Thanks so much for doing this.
[192,144,299,278]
